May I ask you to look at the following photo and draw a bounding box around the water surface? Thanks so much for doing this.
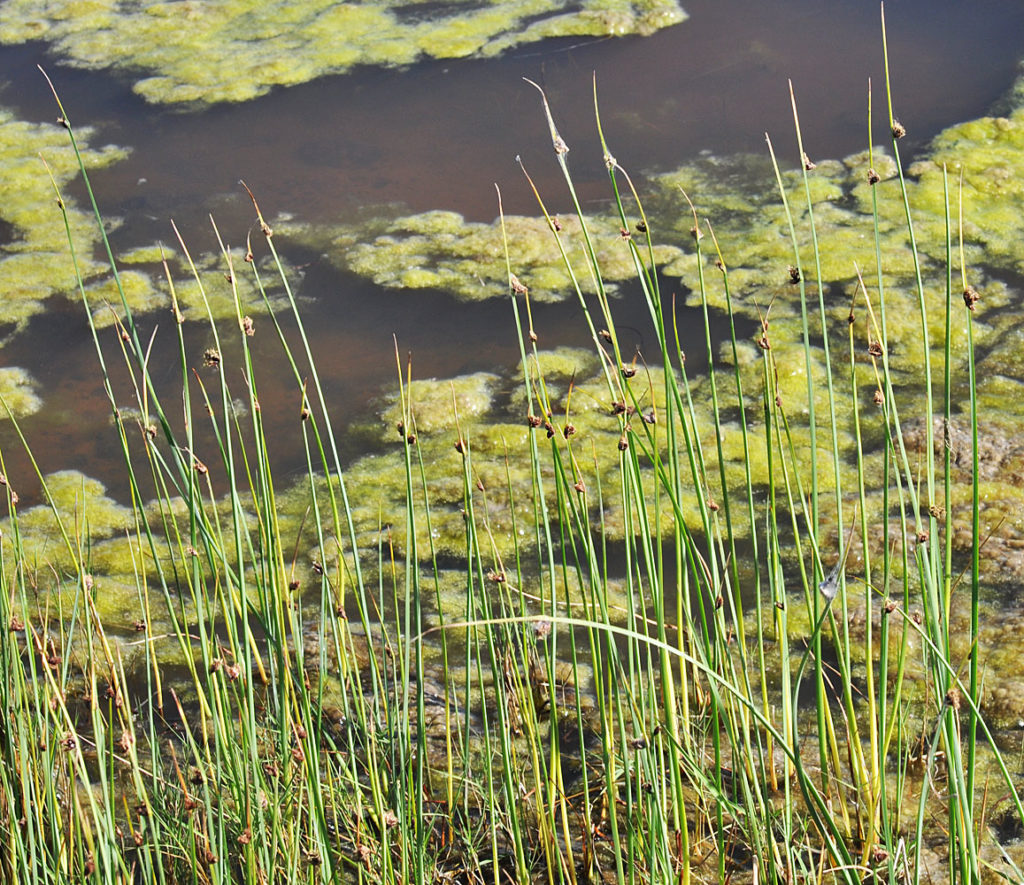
[0,0,1021,500]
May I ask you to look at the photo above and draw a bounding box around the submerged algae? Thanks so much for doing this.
[0,0,686,107]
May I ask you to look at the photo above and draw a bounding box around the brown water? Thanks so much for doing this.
[0,0,1022,500]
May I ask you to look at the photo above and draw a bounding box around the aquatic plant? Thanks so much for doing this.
[0,0,687,107]
[284,207,686,301]
[4,15,1024,885]
[0,106,128,341]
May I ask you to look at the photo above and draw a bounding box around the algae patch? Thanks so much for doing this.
[0,107,128,342]
[0,0,687,107]
[0,366,43,419]
[284,208,686,302]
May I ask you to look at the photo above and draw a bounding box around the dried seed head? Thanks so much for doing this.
[635,220,647,233]
[551,216,562,232]
[454,439,465,454]
[945,688,961,711]
[611,400,626,415]
[599,329,612,343]
[619,227,631,240]
[241,315,255,336]
[203,348,220,368]
[621,365,637,379]
[689,225,703,242]
[891,119,906,139]
[963,285,980,311]
[802,152,816,171]
[642,409,656,425]
[617,434,629,452]
[757,334,770,351]
[553,134,570,155]
[868,340,884,358]
[509,273,528,295]
[563,424,576,438]
[529,329,538,342]
[573,480,585,493]
[527,414,542,428]
[867,168,881,185]
[873,388,884,405]
[916,529,929,544]
[193,459,208,476]
[883,597,897,614]
[788,265,801,284]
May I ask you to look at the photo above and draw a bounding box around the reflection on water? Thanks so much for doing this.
[0,0,1022,503]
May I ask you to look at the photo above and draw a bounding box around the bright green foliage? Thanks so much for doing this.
[0,0,686,107]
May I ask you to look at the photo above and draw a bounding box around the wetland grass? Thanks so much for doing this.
[1,10,1021,883]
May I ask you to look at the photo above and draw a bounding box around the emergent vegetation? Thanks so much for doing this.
[1,10,1022,884]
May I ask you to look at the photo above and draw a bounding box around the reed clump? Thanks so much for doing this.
[1,11,1021,884]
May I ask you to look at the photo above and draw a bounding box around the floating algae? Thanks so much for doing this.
[285,208,687,302]
[0,107,129,341]
[0,0,687,107]
[0,366,43,418]
[0,105,296,340]
[1,470,134,578]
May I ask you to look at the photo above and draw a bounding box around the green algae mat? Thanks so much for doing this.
[0,0,687,106]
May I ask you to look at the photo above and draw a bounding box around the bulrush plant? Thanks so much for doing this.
[0,8,1021,884]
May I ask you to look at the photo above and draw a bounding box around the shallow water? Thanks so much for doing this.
[0,0,1022,500]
